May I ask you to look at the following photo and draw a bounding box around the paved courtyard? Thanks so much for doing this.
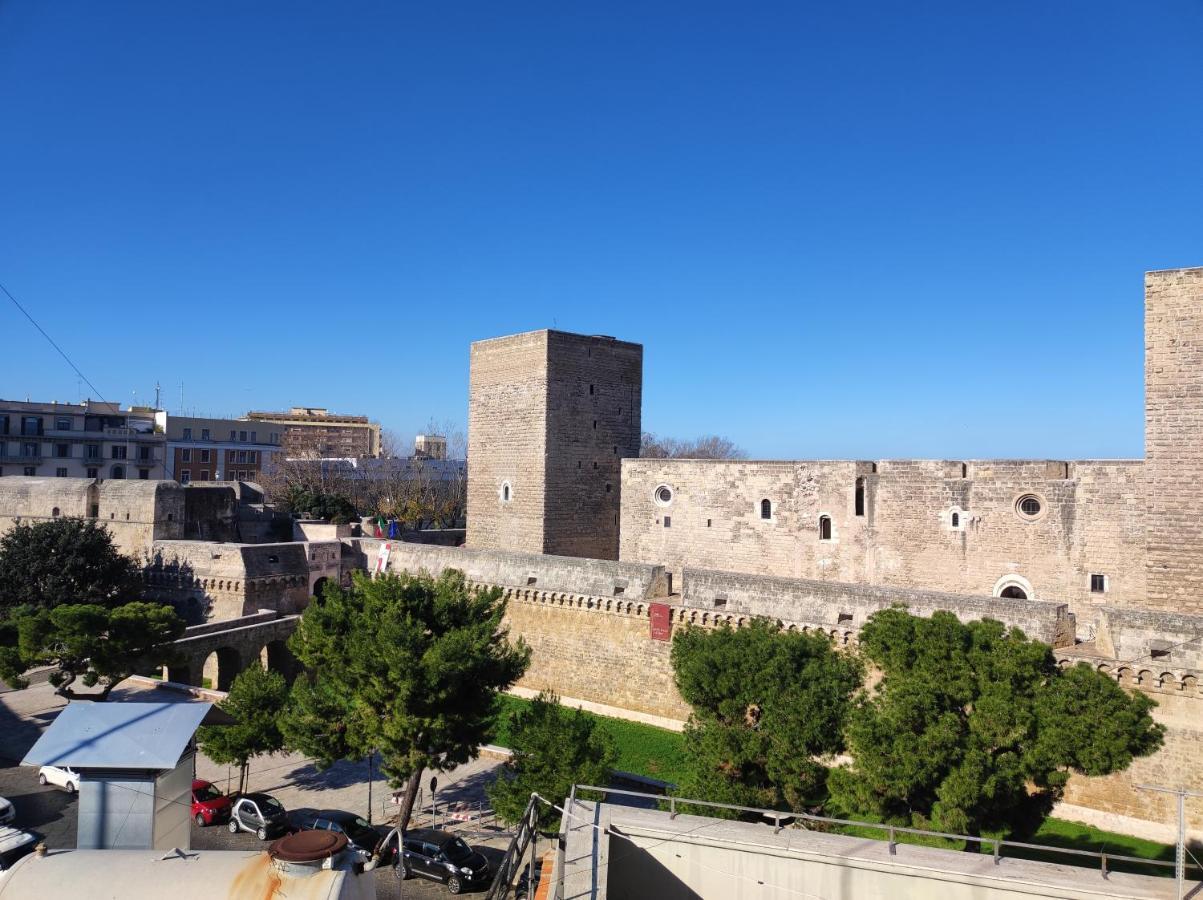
[0,679,522,897]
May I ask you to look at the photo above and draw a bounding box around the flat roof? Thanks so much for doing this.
[21,702,212,770]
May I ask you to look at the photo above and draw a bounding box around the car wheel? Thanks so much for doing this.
[447,875,463,895]
[400,861,412,880]
[195,812,206,827]
[38,774,47,786]
[66,782,76,795]
[256,827,268,841]
[228,820,239,834]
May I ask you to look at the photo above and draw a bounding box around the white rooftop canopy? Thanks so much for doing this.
[20,702,212,770]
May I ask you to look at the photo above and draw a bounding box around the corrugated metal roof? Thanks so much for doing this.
[20,702,212,770]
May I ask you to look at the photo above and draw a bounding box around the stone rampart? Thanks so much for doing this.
[358,538,670,600]
[1093,605,1203,671]
[681,568,1075,647]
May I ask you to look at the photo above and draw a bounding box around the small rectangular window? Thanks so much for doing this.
[200,449,210,462]
[1090,574,1106,594]
[55,417,72,431]
[201,428,210,440]
[707,519,712,527]
[86,468,98,479]
[199,470,209,481]
[56,467,68,477]
[239,430,248,442]
[230,430,236,441]
[139,469,150,480]
[183,428,192,440]
[664,516,671,528]
[55,443,70,458]
[182,449,192,462]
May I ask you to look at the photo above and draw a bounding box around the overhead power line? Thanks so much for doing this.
[0,278,110,405]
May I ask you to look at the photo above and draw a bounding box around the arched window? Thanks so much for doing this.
[1000,585,1027,599]
[51,507,60,517]
[818,515,832,541]
[854,478,865,516]
[951,512,959,528]
[110,465,125,480]
[760,499,772,520]
[501,481,512,502]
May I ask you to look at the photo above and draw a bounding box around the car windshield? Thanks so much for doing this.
[343,817,375,841]
[260,797,283,812]
[195,785,222,802]
[442,837,473,863]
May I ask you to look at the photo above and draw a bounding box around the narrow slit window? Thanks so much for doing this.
[760,499,772,519]
[855,478,865,516]
[819,515,832,541]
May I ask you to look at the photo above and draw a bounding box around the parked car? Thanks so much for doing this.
[37,765,79,794]
[227,793,289,840]
[0,826,38,873]
[191,780,232,827]
[0,797,13,827]
[400,828,490,894]
[289,809,387,861]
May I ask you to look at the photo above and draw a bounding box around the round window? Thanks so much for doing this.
[654,485,673,506]
[1015,494,1043,520]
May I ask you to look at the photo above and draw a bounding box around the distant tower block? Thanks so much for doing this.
[1145,266,1203,612]
[467,330,643,559]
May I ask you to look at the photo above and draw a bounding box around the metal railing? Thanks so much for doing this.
[570,785,1202,881]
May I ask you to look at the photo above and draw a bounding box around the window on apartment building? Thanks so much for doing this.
[86,444,100,459]
[22,442,38,457]
[199,470,209,481]
[55,444,69,458]
[138,446,151,461]
[55,417,71,431]
[201,428,210,440]
[183,428,192,440]
[229,430,236,441]
[1090,574,1107,594]
[819,515,832,541]
[249,451,257,464]
[237,450,247,463]
[180,471,191,484]
[86,468,98,479]
[110,465,125,479]
[200,449,210,462]
[0,415,8,435]
[760,499,772,519]
[112,445,127,459]
[23,467,35,476]
[21,416,42,436]
[182,449,192,462]
[251,431,257,442]
[55,468,67,477]
[239,430,248,441]
[855,478,865,516]
[139,469,150,480]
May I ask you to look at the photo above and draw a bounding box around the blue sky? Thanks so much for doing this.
[1,2,1200,459]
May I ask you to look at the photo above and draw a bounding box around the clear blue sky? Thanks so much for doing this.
[2,2,1200,459]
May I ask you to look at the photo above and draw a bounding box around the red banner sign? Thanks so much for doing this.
[649,602,672,641]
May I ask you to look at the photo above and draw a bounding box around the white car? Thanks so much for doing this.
[37,766,79,794]
[0,797,13,827]
[0,826,38,872]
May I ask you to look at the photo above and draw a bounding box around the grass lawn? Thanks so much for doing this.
[489,693,1185,877]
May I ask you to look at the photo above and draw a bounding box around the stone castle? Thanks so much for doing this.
[0,266,1199,841]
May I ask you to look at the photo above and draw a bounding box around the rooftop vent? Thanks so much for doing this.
[270,830,349,864]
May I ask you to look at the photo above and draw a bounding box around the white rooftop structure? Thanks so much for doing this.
[21,702,213,770]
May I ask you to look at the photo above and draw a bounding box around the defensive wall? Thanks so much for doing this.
[359,537,1203,841]
[621,458,1146,626]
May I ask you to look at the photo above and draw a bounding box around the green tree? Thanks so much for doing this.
[827,608,1165,843]
[0,601,185,699]
[280,485,358,522]
[670,619,862,815]
[0,518,141,617]
[280,570,530,835]
[487,691,617,828]
[197,665,289,797]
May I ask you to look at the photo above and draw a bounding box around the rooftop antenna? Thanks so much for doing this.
[154,381,161,410]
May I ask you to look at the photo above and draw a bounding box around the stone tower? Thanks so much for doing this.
[467,329,643,559]
[1145,266,1203,612]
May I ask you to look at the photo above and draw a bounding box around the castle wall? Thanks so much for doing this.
[1145,266,1203,612]
[620,459,1145,624]
[467,331,549,554]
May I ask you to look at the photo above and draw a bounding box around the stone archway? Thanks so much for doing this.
[202,646,242,692]
[993,574,1034,601]
[312,576,329,600]
[261,638,300,683]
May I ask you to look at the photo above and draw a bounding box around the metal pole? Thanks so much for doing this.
[1135,783,1203,900]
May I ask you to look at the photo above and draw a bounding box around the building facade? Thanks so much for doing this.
[0,400,165,480]
[245,407,380,458]
[164,415,282,484]
[466,329,643,559]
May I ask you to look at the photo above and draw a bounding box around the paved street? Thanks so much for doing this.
[0,680,523,897]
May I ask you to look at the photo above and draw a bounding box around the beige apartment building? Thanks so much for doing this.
[0,400,165,480]
[164,416,283,484]
[245,407,380,458]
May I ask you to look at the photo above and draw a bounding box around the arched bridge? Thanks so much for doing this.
[164,610,301,691]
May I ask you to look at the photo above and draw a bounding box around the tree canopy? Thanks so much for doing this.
[671,619,862,814]
[827,608,1165,840]
[197,664,289,795]
[0,518,142,617]
[640,432,746,460]
[0,601,185,699]
[487,691,617,828]
[279,486,358,523]
[280,569,530,834]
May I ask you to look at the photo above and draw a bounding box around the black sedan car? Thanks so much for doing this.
[400,828,490,894]
[289,808,388,861]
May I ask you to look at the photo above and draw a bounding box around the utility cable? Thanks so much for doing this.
[0,278,110,405]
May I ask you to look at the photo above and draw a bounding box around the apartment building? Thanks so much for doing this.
[245,407,381,458]
[165,416,282,484]
[0,400,165,480]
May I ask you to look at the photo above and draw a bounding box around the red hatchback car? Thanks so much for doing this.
[191,780,232,827]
